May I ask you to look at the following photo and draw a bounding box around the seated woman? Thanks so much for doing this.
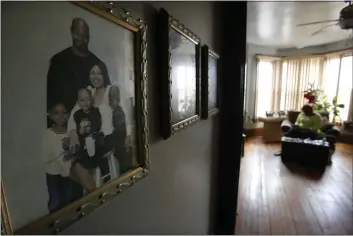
[282,104,336,164]
[287,104,323,138]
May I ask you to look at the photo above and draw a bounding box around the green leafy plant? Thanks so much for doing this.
[313,94,331,112]
[244,111,253,123]
[331,96,345,122]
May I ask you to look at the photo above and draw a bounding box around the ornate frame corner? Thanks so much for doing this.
[1,183,13,235]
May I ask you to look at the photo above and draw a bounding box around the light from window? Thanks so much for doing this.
[175,65,196,113]
[338,56,352,121]
[280,62,288,111]
[322,57,340,105]
[322,56,352,121]
[256,60,273,117]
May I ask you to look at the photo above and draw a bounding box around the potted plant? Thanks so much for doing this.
[304,83,322,104]
[313,93,331,119]
[243,111,254,129]
[331,96,345,124]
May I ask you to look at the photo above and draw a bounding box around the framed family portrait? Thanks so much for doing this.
[201,45,220,119]
[158,8,201,139]
[1,1,149,234]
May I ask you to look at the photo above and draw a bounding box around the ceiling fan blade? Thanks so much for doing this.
[297,20,339,27]
[312,23,337,36]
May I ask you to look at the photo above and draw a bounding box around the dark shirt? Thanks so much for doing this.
[46,47,101,117]
[73,107,102,145]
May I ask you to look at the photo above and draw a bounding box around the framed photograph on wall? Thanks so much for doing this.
[158,8,201,139]
[1,1,149,234]
[201,45,220,119]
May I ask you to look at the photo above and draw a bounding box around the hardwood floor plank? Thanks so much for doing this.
[235,137,353,235]
[257,152,271,235]
[306,193,347,235]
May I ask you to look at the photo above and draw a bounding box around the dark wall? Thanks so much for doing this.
[63,2,220,234]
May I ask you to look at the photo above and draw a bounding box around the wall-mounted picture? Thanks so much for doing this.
[1,1,149,234]
[201,45,220,119]
[158,8,201,139]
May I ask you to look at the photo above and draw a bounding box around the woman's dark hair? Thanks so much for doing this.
[90,61,111,87]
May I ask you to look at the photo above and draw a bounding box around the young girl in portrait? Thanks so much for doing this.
[41,103,96,213]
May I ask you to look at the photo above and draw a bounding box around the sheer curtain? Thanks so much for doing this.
[254,55,282,118]
[279,57,324,111]
[255,56,324,118]
[337,56,352,121]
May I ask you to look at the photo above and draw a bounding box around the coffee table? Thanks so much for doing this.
[281,136,330,171]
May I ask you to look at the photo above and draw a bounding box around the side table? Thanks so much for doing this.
[258,117,286,142]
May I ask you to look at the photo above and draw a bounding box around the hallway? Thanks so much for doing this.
[236,138,353,235]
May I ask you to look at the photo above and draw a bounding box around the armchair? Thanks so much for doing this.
[281,110,341,138]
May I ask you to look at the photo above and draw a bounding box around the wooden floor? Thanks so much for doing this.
[235,137,353,235]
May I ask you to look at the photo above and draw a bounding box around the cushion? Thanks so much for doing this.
[258,117,285,123]
[287,110,300,124]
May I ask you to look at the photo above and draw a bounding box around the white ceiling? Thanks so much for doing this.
[247,2,353,48]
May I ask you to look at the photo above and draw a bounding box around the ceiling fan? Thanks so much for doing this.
[297,1,353,36]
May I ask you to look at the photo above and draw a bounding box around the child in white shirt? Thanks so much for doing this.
[42,103,96,213]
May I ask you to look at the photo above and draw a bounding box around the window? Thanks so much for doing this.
[255,60,273,117]
[322,55,352,121]
[322,57,340,103]
[338,56,352,121]
[253,52,352,121]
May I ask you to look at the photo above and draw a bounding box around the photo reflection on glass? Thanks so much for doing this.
[169,28,197,124]
[208,56,217,110]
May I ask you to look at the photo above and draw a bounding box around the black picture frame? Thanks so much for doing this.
[201,45,220,119]
[158,8,201,140]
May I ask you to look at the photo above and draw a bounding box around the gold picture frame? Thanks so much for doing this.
[158,8,201,139]
[1,1,149,234]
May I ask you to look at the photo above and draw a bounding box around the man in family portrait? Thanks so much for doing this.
[45,18,104,210]
[47,18,102,117]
